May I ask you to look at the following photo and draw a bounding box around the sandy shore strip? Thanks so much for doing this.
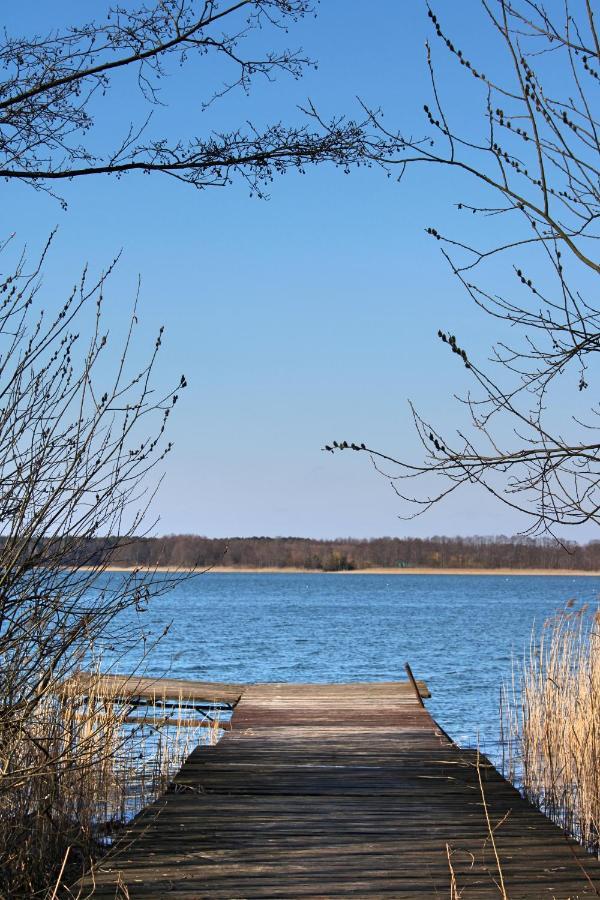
[82,565,600,576]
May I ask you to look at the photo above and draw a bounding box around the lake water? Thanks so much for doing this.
[103,572,600,769]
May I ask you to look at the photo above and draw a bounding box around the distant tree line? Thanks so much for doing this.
[61,534,600,571]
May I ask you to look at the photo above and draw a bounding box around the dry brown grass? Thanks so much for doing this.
[0,671,220,898]
[502,602,600,855]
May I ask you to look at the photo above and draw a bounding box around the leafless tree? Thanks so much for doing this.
[0,0,401,202]
[328,0,600,536]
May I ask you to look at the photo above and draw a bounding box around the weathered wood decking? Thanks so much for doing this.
[83,679,600,898]
[61,672,245,706]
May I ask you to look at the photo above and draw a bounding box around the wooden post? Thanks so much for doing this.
[404,661,425,707]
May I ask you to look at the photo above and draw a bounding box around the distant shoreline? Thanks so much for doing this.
[87,565,600,576]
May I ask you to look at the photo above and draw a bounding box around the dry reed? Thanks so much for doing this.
[0,671,220,897]
[502,602,600,855]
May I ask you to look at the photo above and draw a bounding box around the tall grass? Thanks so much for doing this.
[502,602,600,854]
[0,673,220,897]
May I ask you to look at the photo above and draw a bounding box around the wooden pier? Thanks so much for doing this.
[81,676,600,898]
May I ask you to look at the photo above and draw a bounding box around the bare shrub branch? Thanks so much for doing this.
[0,234,187,894]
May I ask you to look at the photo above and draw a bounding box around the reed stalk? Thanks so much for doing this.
[502,602,600,855]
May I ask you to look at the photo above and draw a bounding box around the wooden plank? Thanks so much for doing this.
[241,680,431,698]
[122,717,231,728]
[60,672,244,705]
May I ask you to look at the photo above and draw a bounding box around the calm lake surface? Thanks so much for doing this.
[105,572,600,767]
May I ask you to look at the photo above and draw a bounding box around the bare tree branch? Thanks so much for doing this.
[0,1,402,200]
[327,0,600,536]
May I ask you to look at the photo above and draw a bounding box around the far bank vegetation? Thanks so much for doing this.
[71,534,600,571]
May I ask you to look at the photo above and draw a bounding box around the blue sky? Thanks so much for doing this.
[3,1,581,539]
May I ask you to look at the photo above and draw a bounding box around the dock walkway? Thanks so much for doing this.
[84,679,600,897]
